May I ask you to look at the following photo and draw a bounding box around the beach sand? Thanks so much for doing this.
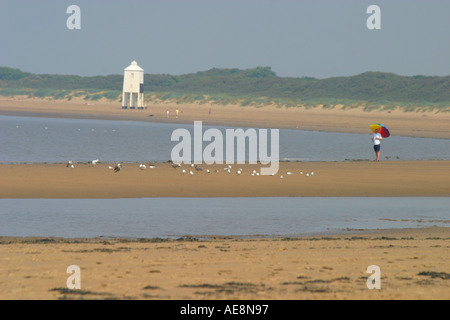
[1,160,449,198]
[1,96,449,139]
[0,228,449,300]
[1,97,449,300]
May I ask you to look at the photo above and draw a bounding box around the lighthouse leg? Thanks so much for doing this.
[130,92,135,109]
[122,92,128,109]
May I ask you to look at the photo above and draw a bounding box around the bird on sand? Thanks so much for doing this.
[139,164,146,170]
[67,160,73,168]
[114,163,121,173]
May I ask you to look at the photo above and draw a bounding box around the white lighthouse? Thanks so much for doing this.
[122,60,144,109]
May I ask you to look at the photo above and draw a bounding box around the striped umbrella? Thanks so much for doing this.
[370,123,390,138]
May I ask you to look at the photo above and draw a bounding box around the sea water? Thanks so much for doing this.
[0,197,448,238]
[1,115,449,163]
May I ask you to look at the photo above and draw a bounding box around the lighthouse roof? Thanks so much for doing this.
[124,60,144,72]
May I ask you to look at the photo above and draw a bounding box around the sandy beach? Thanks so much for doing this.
[1,97,449,300]
[0,227,449,300]
[1,97,449,139]
[1,160,449,198]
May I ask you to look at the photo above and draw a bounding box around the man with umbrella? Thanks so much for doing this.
[372,129,383,161]
[370,123,390,162]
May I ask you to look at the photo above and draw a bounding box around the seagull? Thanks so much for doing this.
[108,166,114,169]
[171,163,181,169]
[306,173,309,177]
[114,163,121,173]
[190,163,195,168]
[149,165,155,169]
[236,170,241,175]
[206,169,210,173]
[67,160,73,167]
[280,175,283,179]
[92,159,99,165]
[189,170,194,175]
[139,164,146,170]
[182,169,186,174]
[310,172,314,176]
[287,172,293,175]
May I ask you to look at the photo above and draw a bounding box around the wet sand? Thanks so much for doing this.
[1,160,449,198]
[0,227,449,300]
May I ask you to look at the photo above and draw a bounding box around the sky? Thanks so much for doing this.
[0,0,449,79]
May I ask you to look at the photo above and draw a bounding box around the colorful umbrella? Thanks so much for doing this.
[370,123,390,138]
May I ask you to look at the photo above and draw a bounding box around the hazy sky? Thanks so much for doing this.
[0,0,449,78]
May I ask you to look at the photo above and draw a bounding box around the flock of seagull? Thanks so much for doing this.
[66,160,315,178]
[176,164,315,178]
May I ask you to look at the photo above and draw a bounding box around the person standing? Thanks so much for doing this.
[372,129,382,161]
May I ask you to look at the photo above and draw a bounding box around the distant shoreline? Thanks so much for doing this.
[1,97,449,139]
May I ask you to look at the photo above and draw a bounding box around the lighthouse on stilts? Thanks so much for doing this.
[122,60,144,109]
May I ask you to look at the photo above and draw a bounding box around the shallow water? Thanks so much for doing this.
[1,197,448,238]
[1,115,449,163]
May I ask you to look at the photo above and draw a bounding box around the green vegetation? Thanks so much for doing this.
[0,66,449,111]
